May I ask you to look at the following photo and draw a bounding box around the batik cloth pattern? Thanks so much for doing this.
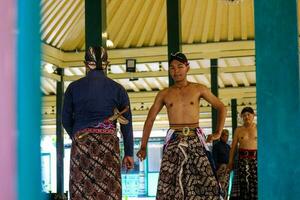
[216,164,230,199]
[238,149,257,200]
[69,121,121,200]
[156,127,223,200]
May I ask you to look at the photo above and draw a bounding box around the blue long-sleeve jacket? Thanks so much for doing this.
[62,70,133,156]
[212,141,230,170]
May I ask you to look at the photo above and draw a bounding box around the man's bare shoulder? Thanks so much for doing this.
[155,88,169,100]
[189,83,209,96]
[190,82,208,90]
[157,87,169,95]
[236,126,243,129]
[188,82,204,87]
[235,126,243,135]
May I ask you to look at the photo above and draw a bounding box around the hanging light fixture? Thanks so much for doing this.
[106,39,114,48]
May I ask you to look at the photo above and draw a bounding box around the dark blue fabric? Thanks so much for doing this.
[212,141,230,170]
[62,70,133,156]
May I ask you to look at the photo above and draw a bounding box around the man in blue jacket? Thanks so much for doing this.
[62,46,134,200]
[213,129,231,199]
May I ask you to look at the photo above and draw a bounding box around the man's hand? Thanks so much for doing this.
[206,134,214,143]
[136,147,147,161]
[206,133,221,143]
[226,162,234,173]
[122,156,134,173]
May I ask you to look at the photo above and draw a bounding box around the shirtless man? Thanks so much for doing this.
[227,107,257,200]
[136,52,227,200]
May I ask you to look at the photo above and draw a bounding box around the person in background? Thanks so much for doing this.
[213,129,231,199]
[227,107,257,200]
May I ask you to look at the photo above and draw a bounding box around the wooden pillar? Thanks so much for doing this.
[56,68,64,195]
[210,59,218,133]
[166,0,181,86]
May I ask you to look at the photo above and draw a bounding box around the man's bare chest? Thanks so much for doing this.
[164,92,199,108]
[239,129,257,141]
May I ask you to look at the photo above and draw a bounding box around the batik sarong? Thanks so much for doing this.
[216,164,230,199]
[156,127,223,200]
[69,121,121,200]
[238,149,257,200]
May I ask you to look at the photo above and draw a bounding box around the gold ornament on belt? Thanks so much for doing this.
[182,127,190,136]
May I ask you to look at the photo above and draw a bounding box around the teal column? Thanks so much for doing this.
[17,0,42,199]
[56,68,64,195]
[210,59,218,133]
[166,0,181,86]
[254,0,300,199]
[85,0,107,48]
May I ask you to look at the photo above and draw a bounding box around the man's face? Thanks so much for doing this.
[221,131,229,143]
[169,60,189,82]
[242,112,254,125]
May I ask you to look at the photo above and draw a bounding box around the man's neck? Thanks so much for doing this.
[174,80,189,88]
[244,122,255,128]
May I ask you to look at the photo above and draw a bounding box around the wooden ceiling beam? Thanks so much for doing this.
[149,1,166,46]
[46,0,76,44]
[61,65,255,82]
[240,0,248,40]
[57,7,84,48]
[201,0,214,43]
[187,0,201,43]
[52,1,82,46]
[42,40,255,67]
[43,86,256,105]
[136,0,161,47]
[227,5,235,41]
[42,1,68,40]
[123,1,153,48]
[113,1,142,47]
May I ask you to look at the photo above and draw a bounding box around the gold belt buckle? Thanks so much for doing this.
[182,127,190,136]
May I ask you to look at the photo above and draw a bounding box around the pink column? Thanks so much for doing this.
[0,0,16,200]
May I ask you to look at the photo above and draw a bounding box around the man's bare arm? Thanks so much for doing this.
[137,90,165,160]
[201,85,227,140]
[227,128,239,171]
[140,91,165,148]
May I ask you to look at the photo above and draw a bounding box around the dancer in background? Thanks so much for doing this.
[227,107,257,200]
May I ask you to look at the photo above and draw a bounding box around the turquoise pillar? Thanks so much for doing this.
[254,0,300,199]
[17,0,42,199]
